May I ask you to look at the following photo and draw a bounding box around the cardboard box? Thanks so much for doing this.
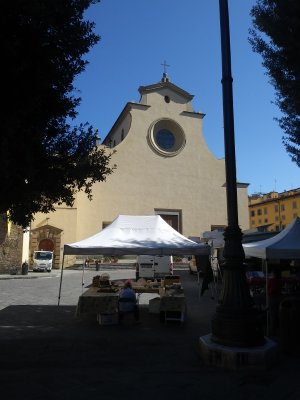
[163,275,181,286]
[97,312,118,325]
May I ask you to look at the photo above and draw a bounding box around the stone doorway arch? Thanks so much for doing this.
[30,225,63,269]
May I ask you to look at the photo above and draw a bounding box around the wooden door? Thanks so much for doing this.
[39,238,54,252]
[159,214,179,232]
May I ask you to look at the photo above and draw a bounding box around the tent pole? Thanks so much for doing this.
[82,258,86,293]
[58,253,65,306]
[265,260,269,336]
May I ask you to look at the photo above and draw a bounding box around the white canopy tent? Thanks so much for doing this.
[64,215,210,256]
[243,217,300,260]
[58,215,210,304]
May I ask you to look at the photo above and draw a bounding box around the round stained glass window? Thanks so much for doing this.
[156,129,175,150]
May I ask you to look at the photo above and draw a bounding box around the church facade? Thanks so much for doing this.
[29,74,249,267]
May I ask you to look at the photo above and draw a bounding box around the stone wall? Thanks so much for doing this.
[0,214,23,274]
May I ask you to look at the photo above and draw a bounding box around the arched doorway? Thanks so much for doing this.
[39,238,54,252]
[30,224,63,269]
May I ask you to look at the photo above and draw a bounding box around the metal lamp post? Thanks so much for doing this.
[211,0,265,347]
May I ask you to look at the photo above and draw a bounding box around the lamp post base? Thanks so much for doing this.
[199,334,278,371]
[210,226,266,347]
[211,308,266,347]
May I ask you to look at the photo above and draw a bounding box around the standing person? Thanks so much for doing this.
[268,268,283,336]
[200,256,214,297]
[118,280,139,323]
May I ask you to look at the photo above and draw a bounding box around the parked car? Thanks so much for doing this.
[32,251,53,272]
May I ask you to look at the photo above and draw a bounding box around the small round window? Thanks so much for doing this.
[148,119,186,157]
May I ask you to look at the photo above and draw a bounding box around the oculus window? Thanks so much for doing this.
[156,129,175,150]
[148,118,186,157]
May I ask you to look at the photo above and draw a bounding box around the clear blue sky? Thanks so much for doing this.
[73,0,299,195]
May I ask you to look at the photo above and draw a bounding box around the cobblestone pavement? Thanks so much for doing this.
[0,269,137,310]
[0,269,299,400]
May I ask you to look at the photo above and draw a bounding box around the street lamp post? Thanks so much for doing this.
[211,0,265,347]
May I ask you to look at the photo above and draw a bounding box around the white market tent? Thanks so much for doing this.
[243,217,300,260]
[64,215,210,256]
[58,215,210,305]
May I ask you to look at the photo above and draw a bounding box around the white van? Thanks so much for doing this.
[32,251,53,272]
[136,255,173,280]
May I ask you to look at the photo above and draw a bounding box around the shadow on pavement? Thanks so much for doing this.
[0,273,300,399]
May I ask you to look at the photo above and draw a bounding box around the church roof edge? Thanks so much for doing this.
[222,182,250,188]
[102,102,150,144]
[138,80,194,101]
[181,110,206,119]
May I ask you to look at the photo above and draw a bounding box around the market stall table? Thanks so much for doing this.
[160,289,186,324]
[76,279,186,324]
[75,287,119,317]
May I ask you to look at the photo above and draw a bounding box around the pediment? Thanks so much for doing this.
[31,224,63,234]
[139,80,194,101]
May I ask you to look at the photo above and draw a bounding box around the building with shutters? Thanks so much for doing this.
[249,188,300,232]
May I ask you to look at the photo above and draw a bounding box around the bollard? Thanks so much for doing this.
[21,262,29,275]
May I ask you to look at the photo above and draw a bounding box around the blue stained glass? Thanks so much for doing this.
[156,129,175,150]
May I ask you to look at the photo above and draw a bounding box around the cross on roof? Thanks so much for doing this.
[161,60,170,74]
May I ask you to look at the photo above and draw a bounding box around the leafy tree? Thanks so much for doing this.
[0,0,114,227]
[249,0,300,166]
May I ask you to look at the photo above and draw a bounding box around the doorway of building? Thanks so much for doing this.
[39,238,54,252]
[155,209,182,233]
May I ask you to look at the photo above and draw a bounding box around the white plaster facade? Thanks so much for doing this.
[30,74,249,265]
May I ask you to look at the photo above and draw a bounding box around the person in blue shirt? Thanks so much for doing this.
[118,280,139,323]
